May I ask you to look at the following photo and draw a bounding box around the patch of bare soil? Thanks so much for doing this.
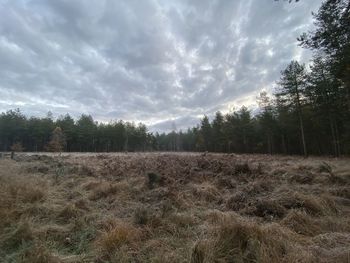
[0,153,349,262]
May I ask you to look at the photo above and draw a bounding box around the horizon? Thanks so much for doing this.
[0,105,262,134]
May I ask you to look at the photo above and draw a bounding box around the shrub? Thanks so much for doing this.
[147,172,163,189]
[133,207,149,225]
[234,162,251,175]
[10,142,25,152]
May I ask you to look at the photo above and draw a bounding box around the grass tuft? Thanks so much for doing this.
[97,222,141,255]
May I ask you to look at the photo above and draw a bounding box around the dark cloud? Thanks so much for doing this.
[0,0,322,132]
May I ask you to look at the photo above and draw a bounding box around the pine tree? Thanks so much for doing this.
[298,0,350,110]
[276,61,308,156]
[200,116,212,151]
[306,56,343,156]
[212,112,225,152]
[257,91,276,154]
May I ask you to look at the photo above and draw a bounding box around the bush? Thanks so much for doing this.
[133,207,149,225]
[10,142,25,152]
[147,172,162,189]
[234,162,252,175]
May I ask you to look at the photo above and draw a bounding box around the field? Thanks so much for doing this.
[0,153,349,263]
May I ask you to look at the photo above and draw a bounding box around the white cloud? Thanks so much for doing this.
[0,0,323,132]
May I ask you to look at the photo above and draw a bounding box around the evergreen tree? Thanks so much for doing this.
[276,61,308,156]
[257,91,276,154]
[298,0,350,110]
[306,56,343,155]
[200,116,212,151]
[212,112,225,152]
[56,114,76,152]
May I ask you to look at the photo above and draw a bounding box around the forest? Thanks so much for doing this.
[0,0,349,156]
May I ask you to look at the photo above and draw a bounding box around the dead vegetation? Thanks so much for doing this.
[0,153,349,262]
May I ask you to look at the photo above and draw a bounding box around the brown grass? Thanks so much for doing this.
[191,216,293,263]
[87,182,119,200]
[281,210,321,236]
[96,222,142,258]
[0,153,349,262]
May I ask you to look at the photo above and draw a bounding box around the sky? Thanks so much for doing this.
[0,0,323,132]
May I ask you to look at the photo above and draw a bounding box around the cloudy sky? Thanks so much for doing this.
[0,0,322,132]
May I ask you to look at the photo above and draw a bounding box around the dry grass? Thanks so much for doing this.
[0,153,349,262]
[87,182,119,201]
[96,222,142,255]
[281,210,321,236]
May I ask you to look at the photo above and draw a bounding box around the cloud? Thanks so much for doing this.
[0,0,322,132]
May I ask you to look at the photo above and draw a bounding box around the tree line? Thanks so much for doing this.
[0,110,154,152]
[0,0,349,156]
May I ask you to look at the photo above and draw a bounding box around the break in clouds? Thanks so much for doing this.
[0,0,322,132]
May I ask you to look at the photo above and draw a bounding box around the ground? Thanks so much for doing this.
[0,152,349,263]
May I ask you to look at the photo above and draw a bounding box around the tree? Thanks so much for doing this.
[236,106,254,153]
[170,122,178,151]
[276,61,308,156]
[200,116,212,151]
[56,114,76,152]
[76,115,96,152]
[257,91,276,154]
[26,115,54,151]
[212,112,225,152]
[298,0,350,110]
[45,127,66,152]
[0,109,26,151]
[306,56,344,156]
[10,142,25,152]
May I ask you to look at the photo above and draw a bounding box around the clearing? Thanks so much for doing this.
[0,153,349,262]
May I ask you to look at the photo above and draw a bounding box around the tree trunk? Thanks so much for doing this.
[329,115,339,157]
[282,134,287,155]
[298,112,307,157]
[334,120,341,156]
[295,80,307,157]
[267,134,272,155]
